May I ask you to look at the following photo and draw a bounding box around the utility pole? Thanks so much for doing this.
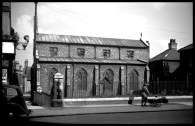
[32,2,38,100]
[33,2,38,62]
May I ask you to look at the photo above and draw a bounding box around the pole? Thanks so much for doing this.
[32,2,38,100]
[33,2,37,62]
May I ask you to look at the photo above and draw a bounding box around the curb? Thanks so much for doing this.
[26,107,192,118]
[26,103,192,118]
[27,109,192,118]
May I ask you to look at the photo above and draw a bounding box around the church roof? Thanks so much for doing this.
[38,56,147,65]
[36,33,148,48]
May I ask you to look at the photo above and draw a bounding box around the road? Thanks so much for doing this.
[13,110,192,124]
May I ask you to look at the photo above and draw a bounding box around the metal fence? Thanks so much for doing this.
[149,81,192,95]
[65,80,192,98]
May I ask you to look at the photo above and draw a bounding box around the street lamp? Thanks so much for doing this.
[16,35,30,50]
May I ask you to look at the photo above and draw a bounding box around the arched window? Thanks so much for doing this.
[129,70,139,91]
[103,69,114,91]
[76,68,87,90]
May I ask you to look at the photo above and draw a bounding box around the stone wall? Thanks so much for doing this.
[37,43,69,57]
[70,45,95,58]
[39,62,145,98]
[37,42,149,98]
[37,43,149,60]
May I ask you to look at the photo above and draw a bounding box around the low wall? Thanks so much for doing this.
[33,91,51,107]
[132,96,193,105]
[63,97,131,106]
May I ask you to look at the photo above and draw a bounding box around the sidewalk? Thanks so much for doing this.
[25,101,193,117]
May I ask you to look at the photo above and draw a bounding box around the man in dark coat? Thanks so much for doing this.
[141,83,150,106]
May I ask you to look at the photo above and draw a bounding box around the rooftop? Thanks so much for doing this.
[149,49,180,62]
[36,33,149,48]
[38,56,147,65]
[178,43,193,52]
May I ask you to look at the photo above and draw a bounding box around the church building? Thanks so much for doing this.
[34,33,150,106]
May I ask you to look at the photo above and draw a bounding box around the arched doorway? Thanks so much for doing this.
[102,69,114,96]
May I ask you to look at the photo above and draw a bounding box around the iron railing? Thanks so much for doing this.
[149,81,192,95]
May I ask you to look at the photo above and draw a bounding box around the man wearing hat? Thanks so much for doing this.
[141,83,150,106]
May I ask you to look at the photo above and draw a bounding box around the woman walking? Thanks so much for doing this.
[141,83,150,106]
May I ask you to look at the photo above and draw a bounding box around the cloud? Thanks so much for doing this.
[13,14,34,67]
[153,3,165,9]
[37,3,148,40]
[150,39,169,58]
[14,15,33,45]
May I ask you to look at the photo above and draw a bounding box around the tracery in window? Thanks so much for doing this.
[129,69,139,91]
[127,50,134,59]
[76,68,87,90]
[103,49,110,58]
[50,47,58,57]
[103,69,114,91]
[77,48,85,57]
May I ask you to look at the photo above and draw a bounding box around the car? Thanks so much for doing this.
[0,84,32,117]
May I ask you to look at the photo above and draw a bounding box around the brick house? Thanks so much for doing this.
[149,39,180,82]
[178,43,193,94]
[34,33,150,105]
[148,39,192,95]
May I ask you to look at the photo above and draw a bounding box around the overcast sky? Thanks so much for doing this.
[11,2,193,67]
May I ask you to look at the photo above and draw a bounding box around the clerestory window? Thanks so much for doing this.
[50,47,58,57]
[77,48,85,57]
[103,49,110,58]
[127,50,134,59]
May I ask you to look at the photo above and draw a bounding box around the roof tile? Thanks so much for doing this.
[149,49,180,62]
[36,33,147,48]
[178,43,193,51]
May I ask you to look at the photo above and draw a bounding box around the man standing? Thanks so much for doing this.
[141,83,150,106]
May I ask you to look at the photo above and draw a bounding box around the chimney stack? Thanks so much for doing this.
[169,39,177,50]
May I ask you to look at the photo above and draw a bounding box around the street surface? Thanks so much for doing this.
[2,100,193,125]
[5,110,193,124]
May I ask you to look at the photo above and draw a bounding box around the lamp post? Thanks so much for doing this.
[16,35,30,50]
[53,73,64,99]
[31,2,38,101]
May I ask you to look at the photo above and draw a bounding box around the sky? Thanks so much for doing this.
[11,2,193,68]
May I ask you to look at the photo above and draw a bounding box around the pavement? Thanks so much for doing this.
[24,96,193,118]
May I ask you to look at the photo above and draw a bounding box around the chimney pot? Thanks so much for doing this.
[169,39,177,50]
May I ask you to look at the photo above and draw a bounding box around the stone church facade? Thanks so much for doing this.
[35,33,150,99]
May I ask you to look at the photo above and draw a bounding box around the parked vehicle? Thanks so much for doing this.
[0,84,32,117]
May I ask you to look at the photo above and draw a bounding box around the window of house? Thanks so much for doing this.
[50,47,58,57]
[7,88,18,96]
[163,62,169,72]
[127,50,134,59]
[103,49,110,58]
[77,48,85,57]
